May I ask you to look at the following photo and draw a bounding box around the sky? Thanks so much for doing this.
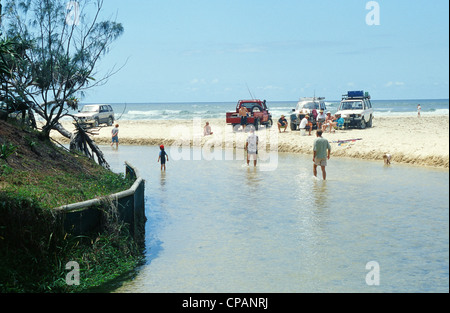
[84,0,449,103]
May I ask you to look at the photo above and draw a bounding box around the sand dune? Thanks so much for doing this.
[50,115,449,169]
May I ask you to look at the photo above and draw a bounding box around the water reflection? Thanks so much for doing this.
[312,180,329,210]
[245,166,260,191]
[159,171,167,191]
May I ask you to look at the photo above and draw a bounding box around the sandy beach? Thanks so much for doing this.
[51,115,449,169]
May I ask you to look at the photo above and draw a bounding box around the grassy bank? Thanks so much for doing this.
[0,120,143,292]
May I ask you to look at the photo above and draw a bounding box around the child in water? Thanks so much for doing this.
[158,145,169,171]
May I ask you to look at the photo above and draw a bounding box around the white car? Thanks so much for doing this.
[74,104,115,127]
[335,91,374,129]
[290,97,327,130]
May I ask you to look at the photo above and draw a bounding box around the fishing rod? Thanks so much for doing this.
[246,83,256,100]
[115,102,127,121]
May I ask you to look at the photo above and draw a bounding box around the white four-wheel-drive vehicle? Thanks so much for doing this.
[335,91,374,129]
[74,104,115,128]
[290,97,327,131]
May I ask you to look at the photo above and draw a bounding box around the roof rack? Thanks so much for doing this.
[342,91,371,100]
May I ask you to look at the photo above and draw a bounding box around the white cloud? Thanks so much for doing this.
[385,81,405,87]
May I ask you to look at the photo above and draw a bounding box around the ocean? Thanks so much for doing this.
[89,98,449,122]
[99,146,449,293]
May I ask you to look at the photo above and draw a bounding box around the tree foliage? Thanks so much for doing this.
[1,0,124,138]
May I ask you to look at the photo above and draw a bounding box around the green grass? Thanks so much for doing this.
[1,169,134,209]
[0,168,142,293]
[0,198,144,292]
[0,122,143,292]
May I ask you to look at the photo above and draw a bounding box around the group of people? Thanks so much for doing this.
[110,119,332,179]
[277,110,345,135]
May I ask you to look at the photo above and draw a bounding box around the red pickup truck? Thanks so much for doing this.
[226,99,273,131]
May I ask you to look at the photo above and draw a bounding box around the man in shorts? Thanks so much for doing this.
[111,124,119,148]
[277,115,288,133]
[245,129,259,167]
[239,106,249,132]
[313,130,331,180]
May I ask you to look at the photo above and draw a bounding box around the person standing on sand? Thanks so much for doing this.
[158,145,169,171]
[111,124,119,148]
[239,106,249,132]
[313,130,331,180]
[417,104,421,117]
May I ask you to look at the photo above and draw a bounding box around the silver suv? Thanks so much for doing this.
[74,104,115,127]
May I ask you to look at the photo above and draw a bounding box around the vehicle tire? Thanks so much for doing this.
[290,122,297,131]
[107,116,114,126]
[232,124,239,132]
[360,119,366,129]
[367,115,373,128]
[263,118,273,128]
[251,106,261,113]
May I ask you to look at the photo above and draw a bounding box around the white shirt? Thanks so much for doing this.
[300,117,308,129]
[317,112,326,121]
[247,134,258,154]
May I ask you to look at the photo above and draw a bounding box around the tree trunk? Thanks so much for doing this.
[27,108,37,129]
[40,124,52,140]
[53,123,73,139]
[62,123,110,169]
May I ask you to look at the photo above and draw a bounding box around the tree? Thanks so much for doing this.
[1,0,124,139]
[0,36,36,125]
